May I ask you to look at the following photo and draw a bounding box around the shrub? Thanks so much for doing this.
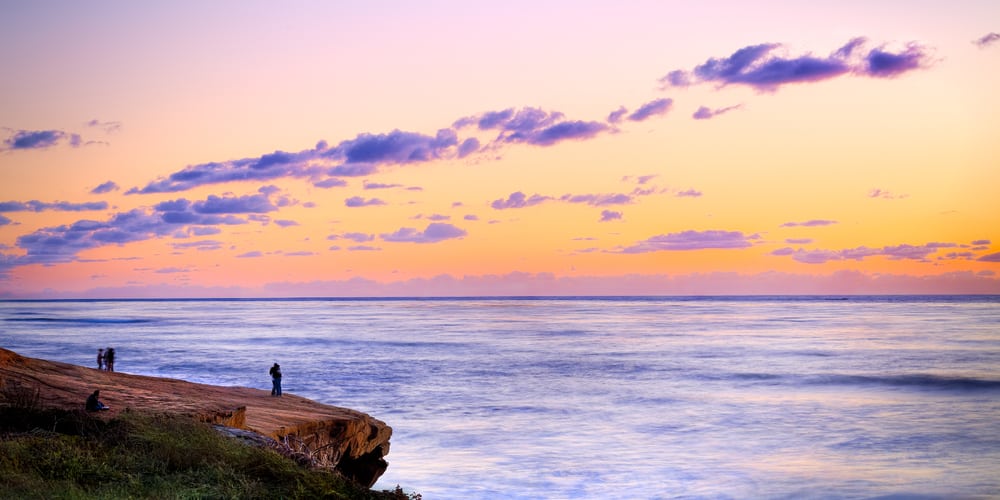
[0,407,420,499]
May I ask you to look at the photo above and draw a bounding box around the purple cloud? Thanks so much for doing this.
[972,239,991,246]
[381,223,467,244]
[86,119,122,134]
[129,105,618,195]
[600,210,623,222]
[237,251,263,258]
[0,200,109,212]
[781,219,837,227]
[274,220,298,228]
[5,189,292,269]
[128,127,468,194]
[692,104,742,120]
[628,98,673,122]
[869,188,907,199]
[675,189,702,198]
[313,178,348,189]
[974,32,1000,48]
[607,106,628,124]
[457,137,480,158]
[171,240,223,251]
[188,227,221,236]
[14,209,174,265]
[979,252,1000,262]
[519,120,608,146]
[2,129,81,151]
[91,181,119,194]
[491,192,552,210]
[785,238,813,244]
[345,196,386,208]
[863,43,930,78]
[662,70,691,87]
[774,242,963,264]
[336,128,457,164]
[622,230,756,253]
[193,193,275,214]
[663,38,931,91]
[560,193,633,206]
[364,182,403,190]
[337,232,375,243]
[457,107,609,147]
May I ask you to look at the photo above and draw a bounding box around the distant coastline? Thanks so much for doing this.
[3,293,999,303]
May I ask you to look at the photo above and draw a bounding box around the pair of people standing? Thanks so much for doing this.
[269,362,282,396]
[97,347,116,372]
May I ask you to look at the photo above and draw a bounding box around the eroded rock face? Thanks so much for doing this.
[0,347,392,487]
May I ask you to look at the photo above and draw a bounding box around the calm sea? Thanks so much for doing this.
[2,296,999,499]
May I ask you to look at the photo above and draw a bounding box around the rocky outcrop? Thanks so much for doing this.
[0,347,392,487]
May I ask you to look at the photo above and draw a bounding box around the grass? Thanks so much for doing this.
[0,406,419,499]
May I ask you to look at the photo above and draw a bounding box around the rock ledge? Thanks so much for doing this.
[0,347,391,487]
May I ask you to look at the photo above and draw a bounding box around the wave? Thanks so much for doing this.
[3,317,155,325]
[816,373,1000,391]
[698,371,1000,391]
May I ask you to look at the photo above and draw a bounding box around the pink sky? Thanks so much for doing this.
[1,1,998,298]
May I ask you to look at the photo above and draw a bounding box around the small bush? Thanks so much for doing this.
[0,407,420,499]
[0,379,41,411]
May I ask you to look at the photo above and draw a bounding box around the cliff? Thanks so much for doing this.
[0,347,392,487]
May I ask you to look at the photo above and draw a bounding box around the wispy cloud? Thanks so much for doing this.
[344,196,386,207]
[674,189,702,198]
[2,129,81,151]
[780,219,837,227]
[600,210,623,222]
[692,104,742,120]
[868,188,907,199]
[456,107,610,147]
[771,242,962,264]
[560,193,633,206]
[328,232,375,243]
[491,192,553,210]
[622,230,757,253]
[663,37,932,92]
[974,32,1000,48]
[85,119,122,134]
[4,189,285,270]
[0,200,109,212]
[381,223,467,243]
[90,181,119,195]
[627,98,673,122]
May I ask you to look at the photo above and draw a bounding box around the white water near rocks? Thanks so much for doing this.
[2,296,999,499]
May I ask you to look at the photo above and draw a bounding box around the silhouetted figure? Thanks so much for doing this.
[85,390,109,411]
[97,348,105,370]
[104,347,115,372]
[269,362,282,396]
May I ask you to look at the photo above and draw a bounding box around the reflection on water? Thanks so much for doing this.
[2,296,999,499]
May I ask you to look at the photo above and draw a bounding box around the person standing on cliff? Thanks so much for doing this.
[97,348,104,370]
[104,347,115,372]
[269,362,282,396]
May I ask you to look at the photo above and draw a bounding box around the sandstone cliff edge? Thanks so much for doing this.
[0,347,392,487]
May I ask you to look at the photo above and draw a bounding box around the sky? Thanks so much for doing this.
[1,1,999,298]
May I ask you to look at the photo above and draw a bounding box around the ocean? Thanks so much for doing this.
[2,296,999,499]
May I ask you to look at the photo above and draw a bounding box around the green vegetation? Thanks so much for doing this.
[0,406,419,499]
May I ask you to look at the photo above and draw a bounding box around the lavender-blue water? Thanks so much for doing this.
[2,296,999,499]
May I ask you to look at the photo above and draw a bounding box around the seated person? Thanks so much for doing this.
[85,390,109,411]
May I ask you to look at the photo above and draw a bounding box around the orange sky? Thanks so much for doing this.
[1,1,998,298]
